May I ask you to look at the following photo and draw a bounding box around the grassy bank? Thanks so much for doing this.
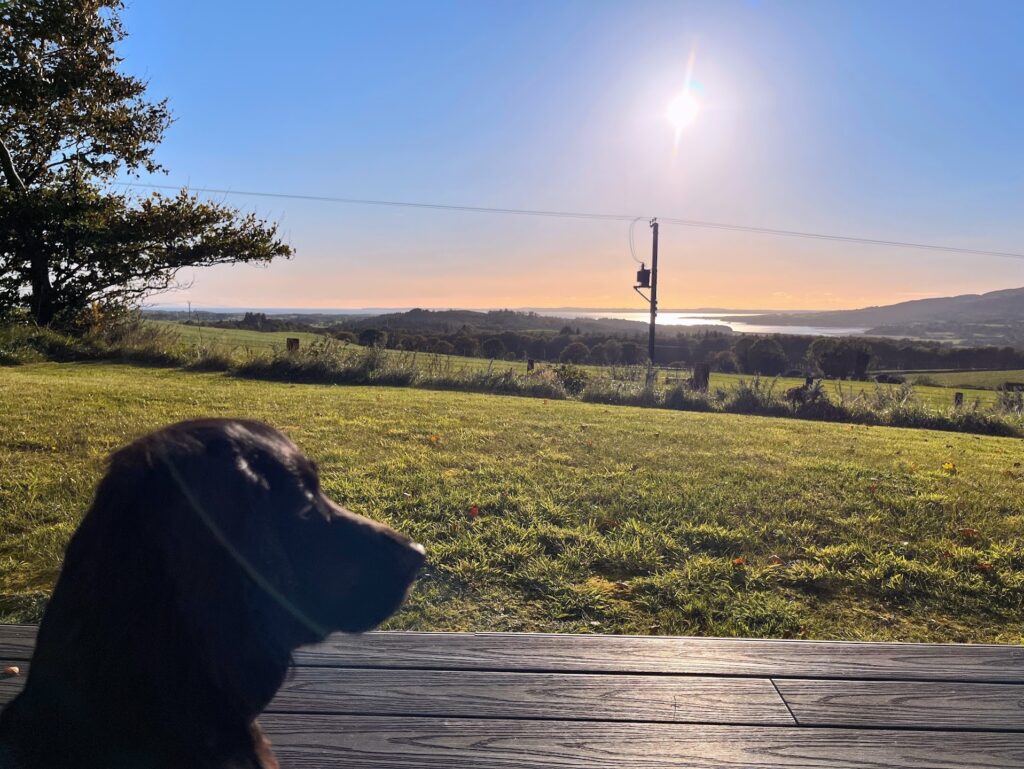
[1,362,1022,642]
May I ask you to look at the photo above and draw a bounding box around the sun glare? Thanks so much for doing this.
[667,89,700,133]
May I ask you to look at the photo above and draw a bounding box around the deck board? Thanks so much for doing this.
[774,678,1024,731]
[294,631,1024,683]
[263,714,1024,769]
[4,626,1022,682]
[3,625,1024,768]
[272,668,796,725]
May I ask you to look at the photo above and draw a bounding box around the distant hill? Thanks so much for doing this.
[342,308,727,336]
[726,287,1024,327]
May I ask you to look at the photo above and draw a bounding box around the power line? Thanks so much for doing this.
[658,216,1024,261]
[118,181,1024,261]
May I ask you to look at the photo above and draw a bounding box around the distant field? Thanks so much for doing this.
[911,370,1024,391]
[150,321,998,408]
[149,320,329,350]
[2,362,1022,643]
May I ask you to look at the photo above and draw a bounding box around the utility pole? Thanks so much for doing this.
[648,219,659,365]
[632,218,660,369]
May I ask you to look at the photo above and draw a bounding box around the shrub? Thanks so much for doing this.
[662,384,715,412]
[723,377,789,417]
[552,363,590,395]
[581,379,657,407]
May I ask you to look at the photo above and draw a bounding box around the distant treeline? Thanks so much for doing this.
[186,311,1024,378]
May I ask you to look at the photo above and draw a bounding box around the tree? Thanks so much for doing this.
[358,328,386,347]
[710,349,740,373]
[745,338,788,375]
[0,0,291,326]
[808,338,873,379]
[559,341,589,363]
[620,341,644,365]
[452,335,479,357]
[480,337,505,359]
[546,334,573,360]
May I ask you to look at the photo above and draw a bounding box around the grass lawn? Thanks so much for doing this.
[151,321,997,407]
[2,362,1021,643]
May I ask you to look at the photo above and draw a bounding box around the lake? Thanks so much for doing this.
[535,310,870,337]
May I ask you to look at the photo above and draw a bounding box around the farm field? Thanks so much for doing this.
[152,322,998,407]
[1,362,1022,643]
[149,320,330,350]
[911,369,1024,391]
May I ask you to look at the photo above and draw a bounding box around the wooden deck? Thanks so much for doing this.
[2,625,1023,767]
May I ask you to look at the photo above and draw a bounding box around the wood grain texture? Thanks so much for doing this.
[0,665,793,725]
[775,679,1024,731]
[0,625,35,661]
[272,668,795,725]
[263,713,1024,769]
[294,631,1024,684]
[4,626,1022,682]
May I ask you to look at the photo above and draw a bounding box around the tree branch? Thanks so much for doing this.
[0,137,27,193]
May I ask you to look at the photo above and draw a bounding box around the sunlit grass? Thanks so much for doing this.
[1,362,1022,642]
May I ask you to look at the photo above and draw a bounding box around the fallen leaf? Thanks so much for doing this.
[467,505,480,518]
[732,557,746,567]
[975,562,993,571]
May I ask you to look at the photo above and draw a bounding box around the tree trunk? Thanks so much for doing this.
[2,136,55,325]
[28,244,54,325]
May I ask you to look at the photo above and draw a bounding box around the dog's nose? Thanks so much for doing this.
[400,540,426,576]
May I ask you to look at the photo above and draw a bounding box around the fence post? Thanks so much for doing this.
[692,362,711,392]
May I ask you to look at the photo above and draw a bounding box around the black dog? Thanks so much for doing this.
[0,418,424,769]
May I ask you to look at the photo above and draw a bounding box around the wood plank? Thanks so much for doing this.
[0,625,36,661]
[0,667,24,708]
[775,678,1024,731]
[0,665,793,725]
[263,713,1024,769]
[294,631,1024,684]
[271,668,795,725]
[4,625,1023,682]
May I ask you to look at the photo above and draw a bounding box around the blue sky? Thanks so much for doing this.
[119,0,1024,310]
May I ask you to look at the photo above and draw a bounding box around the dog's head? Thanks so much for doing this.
[16,419,424,769]
[38,419,423,693]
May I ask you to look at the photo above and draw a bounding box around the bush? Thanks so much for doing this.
[581,379,658,407]
[723,378,789,417]
[662,384,715,412]
[552,363,590,395]
[875,373,907,384]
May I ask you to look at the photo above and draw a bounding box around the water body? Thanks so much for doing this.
[535,310,870,337]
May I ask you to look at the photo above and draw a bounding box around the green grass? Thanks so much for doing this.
[151,321,997,407]
[148,320,330,351]
[2,362,1022,642]
[911,369,1024,391]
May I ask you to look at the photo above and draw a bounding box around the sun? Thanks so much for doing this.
[667,89,700,133]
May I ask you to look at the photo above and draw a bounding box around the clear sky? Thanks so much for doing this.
[118,0,1024,311]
